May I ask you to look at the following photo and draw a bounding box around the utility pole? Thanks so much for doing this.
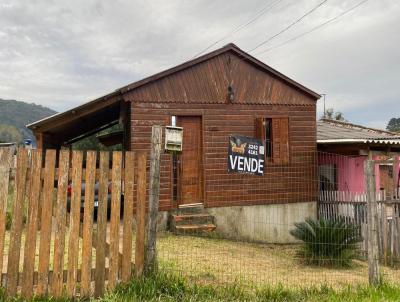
[321,94,326,118]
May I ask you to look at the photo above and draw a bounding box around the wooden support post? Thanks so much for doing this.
[145,125,163,275]
[135,152,147,278]
[365,160,380,285]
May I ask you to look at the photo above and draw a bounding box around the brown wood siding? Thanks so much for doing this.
[130,102,316,211]
[127,51,317,211]
[125,52,315,106]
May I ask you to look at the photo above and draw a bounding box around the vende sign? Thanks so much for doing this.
[227,135,264,176]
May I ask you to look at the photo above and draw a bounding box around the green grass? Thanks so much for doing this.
[2,272,400,302]
[99,273,400,302]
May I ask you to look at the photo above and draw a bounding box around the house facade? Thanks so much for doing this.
[317,119,400,200]
[28,44,320,242]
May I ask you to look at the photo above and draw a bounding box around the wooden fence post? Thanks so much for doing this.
[0,148,12,284]
[145,125,163,275]
[365,160,380,285]
[135,152,147,278]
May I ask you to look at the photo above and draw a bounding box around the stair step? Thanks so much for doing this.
[175,223,216,234]
[178,203,203,209]
[172,214,214,225]
[177,204,204,214]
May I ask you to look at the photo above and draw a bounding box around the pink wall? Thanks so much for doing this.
[318,154,400,193]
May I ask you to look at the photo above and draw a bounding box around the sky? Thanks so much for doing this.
[0,0,399,129]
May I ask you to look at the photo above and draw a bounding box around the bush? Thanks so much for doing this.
[290,218,362,267]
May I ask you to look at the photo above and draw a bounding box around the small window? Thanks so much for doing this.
[255,117,289,164]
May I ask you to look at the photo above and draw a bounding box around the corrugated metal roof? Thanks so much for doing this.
[317,119,400,145]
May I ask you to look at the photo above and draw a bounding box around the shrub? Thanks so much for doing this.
[290,217,362,267]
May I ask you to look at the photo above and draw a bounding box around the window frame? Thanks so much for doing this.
[255,116,290,165]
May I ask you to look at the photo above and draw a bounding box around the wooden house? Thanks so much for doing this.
[28,44,320,242]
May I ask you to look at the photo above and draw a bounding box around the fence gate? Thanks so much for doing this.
[0,148,147,299]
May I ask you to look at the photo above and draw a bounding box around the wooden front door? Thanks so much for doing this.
[379,165,394,198]
[177,116,203,205]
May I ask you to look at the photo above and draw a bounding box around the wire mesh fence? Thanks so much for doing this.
[1,125,400,299]
[154,126,400,288]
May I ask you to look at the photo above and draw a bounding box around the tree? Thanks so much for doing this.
[0,124,23,143]
[323,108,346,122]
[386,118,400,132]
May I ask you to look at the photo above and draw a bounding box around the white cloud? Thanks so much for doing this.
[0,0,399,129]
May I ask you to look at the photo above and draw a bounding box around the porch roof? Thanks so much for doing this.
[317,119,400,145]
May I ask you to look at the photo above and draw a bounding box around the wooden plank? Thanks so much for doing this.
[66,151,83,297]
[94,151,109,297]
[6,148,29,296]
[135,152,147,277]
[396,218,400,260]
[21,150,42,298]
[51,149,70,297]
[37,149,56,295]
[0,148,12,277]
[108,151,122,290]
[383,203,388,265]
[122,152,135,282]
[80,151,97,297]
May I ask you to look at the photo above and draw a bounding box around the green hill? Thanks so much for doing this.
[0,99,57,144]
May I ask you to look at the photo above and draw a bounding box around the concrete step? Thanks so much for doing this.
[178,203,204,214]
[175,223,217,235]
[171,213,214,226]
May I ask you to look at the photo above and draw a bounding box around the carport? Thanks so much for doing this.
[27,91,129,150]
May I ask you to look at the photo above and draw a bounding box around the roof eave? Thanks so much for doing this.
[317,139,400,145]
[26,90,121,130]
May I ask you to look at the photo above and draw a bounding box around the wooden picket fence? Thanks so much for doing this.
[0,148,147,299]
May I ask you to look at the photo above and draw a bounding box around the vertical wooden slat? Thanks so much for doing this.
[396,217,400,259]
[108,152,122,289]
[382,203,388,264]
[6,148,29,296]
[51,149,70,297]
[122,152,135,282]
[37,150,56,295]
[0,148,12,278]
[135,152,147,277]
[94,151,109,297]
[81,151,97,297]
[66,151,83,297]
[21,150,42,298]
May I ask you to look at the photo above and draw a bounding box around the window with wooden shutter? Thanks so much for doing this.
[255,117,289,164]
[273,117,289,164]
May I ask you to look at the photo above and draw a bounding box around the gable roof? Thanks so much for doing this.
[119,43,320,98]
[28,43,320,131]
[317,119,400,145]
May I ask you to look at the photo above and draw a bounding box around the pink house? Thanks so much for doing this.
[317,119,400,200]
